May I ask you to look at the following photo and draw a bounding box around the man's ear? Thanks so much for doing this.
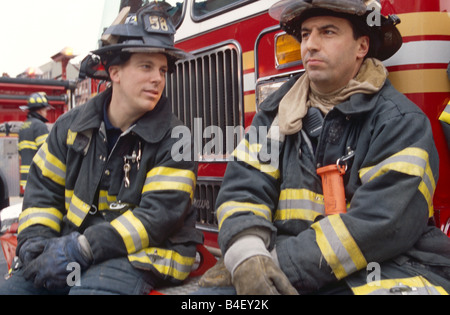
[357,35,370,59]
[109,65,121,83]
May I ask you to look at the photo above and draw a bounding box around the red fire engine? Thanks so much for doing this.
[0,77,75,197]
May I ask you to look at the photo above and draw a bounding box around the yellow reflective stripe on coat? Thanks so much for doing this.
[18,140,37,151]
[142,167,196,200]
[275,189,325,223]
[35,133,48,147]
[18,207,63,234]
[111,210,150,254]
[312,215,367,280]
[359,147,435,217]
[217,201,272,230]
[33,142,66,186]
[66,129,77,146]
[128,247,195,281]
[352,276,448,295]
[20,165,30,175]
[439,102,450,124]
[67,193,91,227]
[231,139,280,179]
[65,189,74,211]
[98,190,117,211]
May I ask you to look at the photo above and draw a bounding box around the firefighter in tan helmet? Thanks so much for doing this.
[199,0,450,295]
[0,3,201,295]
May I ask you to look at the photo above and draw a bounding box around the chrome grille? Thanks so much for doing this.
[193,179,221,230]
[165,42,243,159]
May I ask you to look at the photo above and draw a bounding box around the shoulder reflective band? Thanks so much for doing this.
[32,142,66,186]
[231,139,280,179]
[359,147,435,217]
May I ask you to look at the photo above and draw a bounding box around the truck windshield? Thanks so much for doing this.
[193,0,254,20]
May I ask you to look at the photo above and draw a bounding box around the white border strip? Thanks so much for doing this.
[384,41,450,67]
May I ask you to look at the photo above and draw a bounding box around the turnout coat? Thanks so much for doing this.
[18,88,202,284]
[18,112,49,191]
[217,75,450,294]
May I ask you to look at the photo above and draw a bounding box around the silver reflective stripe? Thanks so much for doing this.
[18,208,63,233]
[277,199,325,213]
[132,251,192,275]
[69,203,89,223]
[217,202,272,229]
[19,212,61,230]
[318,218,358,276]
[360,155,427,184]
[114,214,144,251]
[35,147,66,180]
[366,286,443,295]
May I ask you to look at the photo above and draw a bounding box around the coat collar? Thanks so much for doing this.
[335,79,392,116]
[70,88,173,144]
[259,74,392,117]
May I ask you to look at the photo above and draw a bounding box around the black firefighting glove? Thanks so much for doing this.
[18,236,49,266]
[23,232,93,290]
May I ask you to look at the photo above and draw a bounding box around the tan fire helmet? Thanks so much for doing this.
[269,0,403,61]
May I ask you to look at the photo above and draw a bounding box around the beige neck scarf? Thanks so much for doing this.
[278,58,388,135]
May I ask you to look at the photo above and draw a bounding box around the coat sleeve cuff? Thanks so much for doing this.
[224,235,272,277]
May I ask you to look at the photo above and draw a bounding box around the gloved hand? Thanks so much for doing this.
[18,236,50,266]
[199,258,232,287]
[23,232,93,290]
[232,255,298,295]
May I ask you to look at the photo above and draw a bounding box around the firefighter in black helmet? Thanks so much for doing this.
[0,3,201,295]
[18,92,51,194]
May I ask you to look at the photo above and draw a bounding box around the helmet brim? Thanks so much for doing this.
[20,103,53,111]
[92,44,193,62]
